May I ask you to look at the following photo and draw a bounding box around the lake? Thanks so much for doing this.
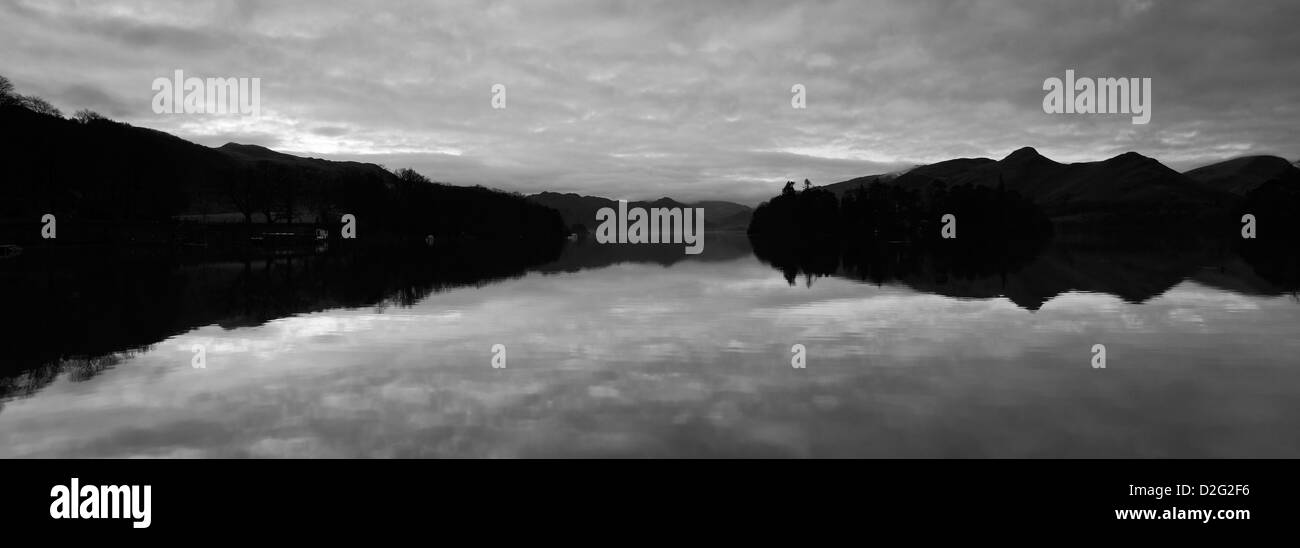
[1,234,1298,457]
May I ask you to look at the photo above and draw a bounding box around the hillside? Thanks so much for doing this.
[822,147,1235,220]
[0,104,566,246]
[1183,155,1300,195]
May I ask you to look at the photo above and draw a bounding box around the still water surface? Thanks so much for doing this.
[1,236,1298,457]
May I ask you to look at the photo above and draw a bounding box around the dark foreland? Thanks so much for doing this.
[745,146,1300,309]
[754,146,1300,241]
[1,80,570,250]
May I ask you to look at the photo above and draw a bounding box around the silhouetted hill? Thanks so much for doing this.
[0,104,566,246]
[822,147,1234,222]
[1179,155,1300,243]
[1183,155,1300,194]
[692,200,752,222]
[526,192,752,231]
[824,174,889,196]
[754,148,1300,309]
[926,148,1224,218]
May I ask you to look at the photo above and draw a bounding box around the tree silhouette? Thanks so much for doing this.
[749,177,1051,244]
[0,75,16,105]
[73,109,108,124]
[0,74,64,117]
[19,96,61,117]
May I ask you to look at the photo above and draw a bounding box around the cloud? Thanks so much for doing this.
[2,0,1298,201]
[49,84,136,118]
[310,125,349,137]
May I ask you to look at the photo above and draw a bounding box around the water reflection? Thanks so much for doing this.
[752,235,1300,309]
[0,240,563,402]
[0,235,1297,457]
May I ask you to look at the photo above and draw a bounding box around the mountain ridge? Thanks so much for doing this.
[1183,155,1300,195]
[817,148,1293,220]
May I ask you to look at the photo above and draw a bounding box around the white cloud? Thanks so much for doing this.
[2,0,1298,199]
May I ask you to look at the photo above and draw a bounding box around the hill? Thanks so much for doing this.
[821,147,1236,222]
[0,103,566,246]
[1183,155,1300,195]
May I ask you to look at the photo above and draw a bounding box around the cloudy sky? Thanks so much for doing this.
[2,0,1298,204]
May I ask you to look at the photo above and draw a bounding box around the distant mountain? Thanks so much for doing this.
[1183,155,1300,195]
[822,147,1232,220]
[526,192,752,231]
[535,231,753,273]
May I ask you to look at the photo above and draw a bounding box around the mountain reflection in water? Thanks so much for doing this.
[0,233,1297,457]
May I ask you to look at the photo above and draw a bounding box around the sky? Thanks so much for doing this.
[2,0,1298,204]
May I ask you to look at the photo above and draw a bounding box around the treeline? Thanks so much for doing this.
[0,74,65,117]
[0,74,567,247]
[747,178,1052,243]
[384,169,568,243]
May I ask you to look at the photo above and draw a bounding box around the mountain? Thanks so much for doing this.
[822,163,965,198]
[0,104,567,246]
[823,147,1232,220]
[526,192,752,231]
[1183,155,1300,195]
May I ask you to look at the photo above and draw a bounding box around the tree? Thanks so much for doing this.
[803,178,812,191]
[782,180,796,196]
[19,95,62,117]
[74,109,108,124]
[0,74,16,105]
[395,168,431,186]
